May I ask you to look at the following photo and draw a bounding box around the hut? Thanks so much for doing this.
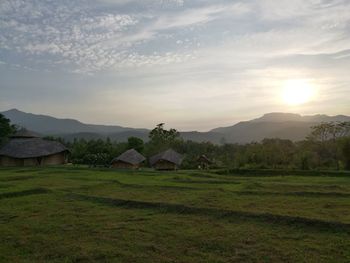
[150,149,183,170]
[111,149,146,169]
[197,154,212,170]
[0,129,69,167]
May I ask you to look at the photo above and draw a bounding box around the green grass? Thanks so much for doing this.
[0,167,350,262]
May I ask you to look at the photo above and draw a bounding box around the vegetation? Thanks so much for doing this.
[43,122,350,170]
[0,113,16,146]
[127,136,144,153]
[0,167,349,262]
[2,121,348,170]
[146,123,181,156]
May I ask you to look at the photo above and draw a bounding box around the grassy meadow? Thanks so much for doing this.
[0,167,350,262]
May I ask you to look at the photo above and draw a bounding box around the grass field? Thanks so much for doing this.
[0,167,350,262]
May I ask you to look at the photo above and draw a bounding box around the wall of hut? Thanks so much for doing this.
[111,160,138,169]
[0,156,24,166]
[153,160,178,170]
[0,152,67,167]
[42,153,66,165]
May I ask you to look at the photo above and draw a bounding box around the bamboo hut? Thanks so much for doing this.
[150,149,183,170]
[197,154,212,169]
[0,129,69,167]
[111,149,146,169]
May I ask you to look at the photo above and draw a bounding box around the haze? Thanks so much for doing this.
[0,0,349,131]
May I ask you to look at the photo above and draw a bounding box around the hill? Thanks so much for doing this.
[1,109,147,134]
[212,112,350,142]
[2,109,349,143]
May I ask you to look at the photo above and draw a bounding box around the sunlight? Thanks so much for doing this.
[281,79,315,106]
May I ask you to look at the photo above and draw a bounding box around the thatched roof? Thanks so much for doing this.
[111,149,146,165]
[150,149,183,166]
[0,138,68,159]
[11,128,40,138]
[197,155,212,164]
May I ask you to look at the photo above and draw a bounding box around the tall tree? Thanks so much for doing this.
[147,123,180,154]
[127,137,144,153]
[339,137,350,170]
[308,122,350,142]
[149,123,180,143]
[0,114,16,145]
[308,122,350,169]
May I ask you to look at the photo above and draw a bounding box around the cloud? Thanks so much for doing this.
[0,1,254,73]
[1,0,350,129]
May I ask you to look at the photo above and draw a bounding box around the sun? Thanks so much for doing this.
[281,79,315,106]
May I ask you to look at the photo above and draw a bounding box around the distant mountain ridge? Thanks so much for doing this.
[2,109,147,134]
[2,109,350,144]
[250,112,350,123]
[211,112,350,143]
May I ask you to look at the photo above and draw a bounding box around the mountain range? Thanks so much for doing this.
[2,109,350,144]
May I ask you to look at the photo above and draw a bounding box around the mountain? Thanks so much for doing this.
[2,109,224,143]
[249,112,350,123]
[2,109,349,144]
[2,109,147,134]
[211,112,350,143]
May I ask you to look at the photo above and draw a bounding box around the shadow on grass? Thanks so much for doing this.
[113,180,199,190]
[0,213,18,223]
[0,175,36,182]
[236,191,350,198]
[66,179,199,192]
[170,178,241,185]
[216,168,350,177]
[67,193,350,233]
[0,188,50,200]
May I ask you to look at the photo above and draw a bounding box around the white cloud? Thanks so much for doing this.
[0,1,255,73]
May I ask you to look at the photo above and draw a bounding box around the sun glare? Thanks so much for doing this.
[281,79,315,106]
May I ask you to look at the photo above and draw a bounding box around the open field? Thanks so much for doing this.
[0,167,350,262]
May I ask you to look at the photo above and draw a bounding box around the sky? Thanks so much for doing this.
[0,0,349,131]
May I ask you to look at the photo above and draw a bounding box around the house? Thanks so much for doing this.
[111,149,146,169]
[150,149,183,170]
[0,129,69,166]
[197,154,212,169]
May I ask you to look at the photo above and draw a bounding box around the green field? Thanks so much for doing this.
[0,167,350,262]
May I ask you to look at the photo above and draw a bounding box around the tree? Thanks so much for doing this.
[0,114,16,145]
[149,123,180,144]
[308,122,350,169]
[308,122,350,142]
[127,137,144,153]
[147,123,181,154]
[339,137,350,170]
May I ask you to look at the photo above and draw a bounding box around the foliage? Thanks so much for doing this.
[48,138,127,166]
[149,123,180,144]
[127,136,144,153]
[0,113,16,145]
[147,123,181,155]
[339,137,350,170]
[307,122,350,169]
[308,122,350,142]
[45,122,350,170]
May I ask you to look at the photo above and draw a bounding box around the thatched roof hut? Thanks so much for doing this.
[150,149,183,170]
[0,129,69,166]
[10,129,40,139]
[111,149,146,169]
[197,154,212,169]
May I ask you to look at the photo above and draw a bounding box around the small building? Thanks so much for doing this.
[197,154,212,170]
[150,149,183,170]
[111,149,146,169]
[0,129,69,167]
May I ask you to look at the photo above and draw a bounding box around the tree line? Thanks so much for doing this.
[1,114,349,170]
